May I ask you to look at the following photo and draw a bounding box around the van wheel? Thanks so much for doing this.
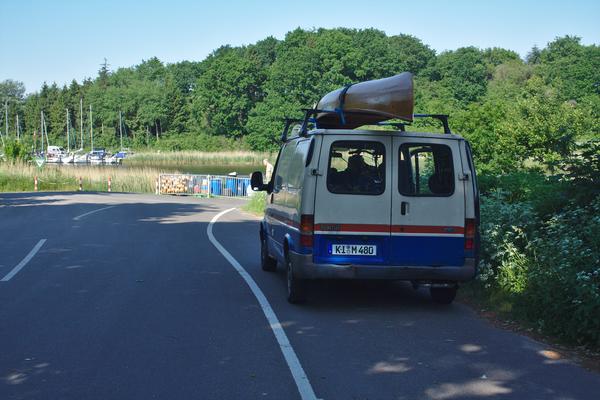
[261,236,277,272]
[286,255,307,304]
[430,286,457,304]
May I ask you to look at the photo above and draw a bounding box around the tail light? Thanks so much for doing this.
[465,218,476,251]
[300,214,314,247]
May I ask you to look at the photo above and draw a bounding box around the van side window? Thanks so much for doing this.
[399,144,454,196]
[288,140,310,190]
[273,142,296,192]
[327,141,385,195]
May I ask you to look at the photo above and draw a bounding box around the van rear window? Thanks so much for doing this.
[399,143,454,196]
[327,141,385,195]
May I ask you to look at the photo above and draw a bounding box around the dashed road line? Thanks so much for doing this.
[1,239,47,282]
[73,206,115,221]
[208,208,321,400]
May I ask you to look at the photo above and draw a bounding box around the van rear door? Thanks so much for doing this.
[313,136,392,265]
[390,137,465,266]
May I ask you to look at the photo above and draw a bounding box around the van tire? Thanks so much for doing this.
[286,255,307,304]
[261,236,277,272]
[430,286,457,304]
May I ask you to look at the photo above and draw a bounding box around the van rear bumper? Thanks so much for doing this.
[290,252,476,282]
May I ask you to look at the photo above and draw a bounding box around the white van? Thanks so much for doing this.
[251,117,479,304]
[251,75,480,304]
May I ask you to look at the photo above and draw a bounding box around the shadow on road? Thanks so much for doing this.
[1,192,599,400]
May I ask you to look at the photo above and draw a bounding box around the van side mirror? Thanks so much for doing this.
[251,171,267,191]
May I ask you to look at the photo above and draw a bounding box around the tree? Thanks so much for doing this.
[429,47,488,104]
[539,36,600,101]
[191,47,268,138]
[526,45,541,64]
[0,79,26,101]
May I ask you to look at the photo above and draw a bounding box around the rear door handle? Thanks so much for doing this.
[401,201,409,215]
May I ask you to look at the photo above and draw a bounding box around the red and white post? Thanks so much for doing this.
[155,177,160,195]
[79,176,83,191]
[34,176,38,192]
[108,177,112,192]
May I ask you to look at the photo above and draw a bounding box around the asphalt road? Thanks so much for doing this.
[1,192,599,400]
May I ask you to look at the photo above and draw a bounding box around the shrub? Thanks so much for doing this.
[478,191,536,295]
[524,197,600,345]
[476,187,600,347]
[2,140,30,163]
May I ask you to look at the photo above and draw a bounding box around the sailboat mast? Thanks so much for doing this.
[4,100,8,138]
[80,98,83,149]
[119,111,123,150]
[40,111,43,153]
[89,104,94,151]
[66,108,70,152]
[42,111,49,151]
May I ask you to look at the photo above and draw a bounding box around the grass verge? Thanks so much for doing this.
[0,162,161,193]
[242,191,266,216]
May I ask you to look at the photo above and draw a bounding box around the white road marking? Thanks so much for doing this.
[1,239,47,282]
[208,208,321,400]
[73,206,115,221]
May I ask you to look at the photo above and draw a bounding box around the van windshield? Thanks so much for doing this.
[327,140,385,195]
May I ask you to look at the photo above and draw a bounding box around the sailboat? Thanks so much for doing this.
[104,111,126,164]
[61,109,75,164]
[32,127,45,167]
[39,111,67,163]
[37,110,69,163]
[73,99,88,164]
[87,104,105,164]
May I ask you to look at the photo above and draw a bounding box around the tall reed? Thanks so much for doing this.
[125,151,273,168]
[0,162,161,193]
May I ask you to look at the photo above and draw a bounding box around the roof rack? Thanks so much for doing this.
[280,110,452,142]
[413,114,451,134]
[376,114,451,134]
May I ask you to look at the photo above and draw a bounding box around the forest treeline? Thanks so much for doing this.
[1,28,599,172]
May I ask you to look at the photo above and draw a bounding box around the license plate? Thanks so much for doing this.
[331,244,377,256]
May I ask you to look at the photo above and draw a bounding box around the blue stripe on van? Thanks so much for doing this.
[313,234,465,266]
[389,236,464,266]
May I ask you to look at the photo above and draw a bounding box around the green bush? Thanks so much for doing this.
[478,191,535,294]
[2,140,31,163]
[476,187,600,347]
[524,197,600,345]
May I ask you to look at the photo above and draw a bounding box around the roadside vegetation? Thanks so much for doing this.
[125,150,272,168]
[472,140,600,348]
[0,158,159,193]
[242,191,267,216]
[1,29,598,349]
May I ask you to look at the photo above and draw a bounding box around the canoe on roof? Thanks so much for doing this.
[315,72,414,129]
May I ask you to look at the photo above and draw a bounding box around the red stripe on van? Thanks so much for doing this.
[314,223,390,233]
[314,223,464,234]
[392,225,464,234]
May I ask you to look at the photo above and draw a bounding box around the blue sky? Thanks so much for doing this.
[1,0,599,94]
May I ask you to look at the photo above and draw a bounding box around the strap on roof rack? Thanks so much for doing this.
[335,84,353,126]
